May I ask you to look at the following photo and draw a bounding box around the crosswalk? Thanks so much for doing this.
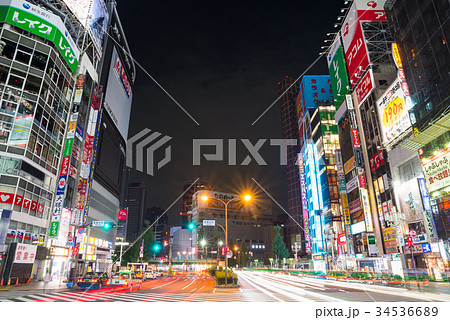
[0,289,263,302]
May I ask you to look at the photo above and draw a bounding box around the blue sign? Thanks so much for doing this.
[299,75,333,116]
[422,243,432,253]
[56,175,67,195]
[418,178,431,212]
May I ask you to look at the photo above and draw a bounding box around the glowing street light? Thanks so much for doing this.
[200,193,252,286]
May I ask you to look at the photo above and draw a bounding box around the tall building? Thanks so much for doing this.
[277,76,303,254]
[126,182,146,243]
[0,0,135,283]
[181,179,208,227]
[385,0,450,272]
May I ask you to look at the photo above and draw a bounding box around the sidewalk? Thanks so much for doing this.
[0,279,75,298]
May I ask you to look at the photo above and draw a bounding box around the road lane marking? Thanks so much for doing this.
[182,279,197,290]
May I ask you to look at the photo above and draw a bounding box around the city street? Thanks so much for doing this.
[1,271,449,302]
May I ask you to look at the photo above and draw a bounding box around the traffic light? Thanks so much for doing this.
[153,244,161,252]
[188,222,195,230]
[407,236,413,246]
[103,222,116,230]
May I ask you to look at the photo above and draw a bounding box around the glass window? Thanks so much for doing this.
[7,75,24,89]
[0,65,9,84]
[24,75,41,95]
[0,39,17,60]
[31,51,48,71]
[0,100,17,116]
[17,98,35,117]
[27,131,36,153]
[15,51,31,65]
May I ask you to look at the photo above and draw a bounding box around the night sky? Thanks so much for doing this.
[116,0,343,225]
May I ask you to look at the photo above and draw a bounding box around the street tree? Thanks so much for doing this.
[272,225,290,267]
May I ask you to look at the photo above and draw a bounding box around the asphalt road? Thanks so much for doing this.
[0,270,449,302]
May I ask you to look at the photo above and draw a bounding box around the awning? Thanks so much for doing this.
[401,111,450,151]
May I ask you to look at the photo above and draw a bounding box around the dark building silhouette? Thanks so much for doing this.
[277,76,303,255]
[126,182,146,242]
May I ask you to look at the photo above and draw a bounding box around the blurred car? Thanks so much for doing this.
[134,272,145,280]
[76,272,110,289]
[111,270,142,286]
[156,270,164,277]
[145,271,157,280]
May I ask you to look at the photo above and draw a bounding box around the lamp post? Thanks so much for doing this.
[115,241,129,271]
[200,239,207,264]
[217,240,223,266]
[201,194,251,286]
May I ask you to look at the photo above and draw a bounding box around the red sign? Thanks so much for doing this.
[30,201,38,212]
[352,130,360,147]
[14,195,23,206]
[0,192,14,204]
[406,236,413,246]
[370,156,375,172]
[378,150,385,166]
[60,156,70,176]
[118,209,128,221]
[337,233,347,245]
[355,70,374,105]
[358,168,367,189]
[22,198,31,209]
[37,203,44,214]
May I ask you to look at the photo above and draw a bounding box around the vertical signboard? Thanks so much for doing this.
[298,153,312,253]
[327,37,350,106]
[360,188,374,232]
[299,75,333,116]
[341,1,370,87]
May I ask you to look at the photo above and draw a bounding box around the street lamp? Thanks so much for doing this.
[115,241,129,271]
[200,239,207,264]
[201,193,251,286]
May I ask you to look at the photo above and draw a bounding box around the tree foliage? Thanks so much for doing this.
[272,225,290,266]
[114,225,156,266]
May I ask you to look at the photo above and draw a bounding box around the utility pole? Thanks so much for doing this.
[168,239,173,275]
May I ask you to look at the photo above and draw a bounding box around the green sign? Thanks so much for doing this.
[327,41,350,106]
[368,234,376,244]
[63,138,73,157]
[0,1,79,73]
[49,221,59,237]
[319,111,338,135]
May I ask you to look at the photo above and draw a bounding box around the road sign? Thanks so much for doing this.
[92,221,104,227]
[77,228,84,234]
[409,230,417,237]
[203,220,215,226]
[422,243,432,253]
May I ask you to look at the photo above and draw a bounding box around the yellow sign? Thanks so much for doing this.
[340,193,349,208]
[392,43,402,68]
[344,156,355,175]
[343,208,351,225]
[382,97,405,129]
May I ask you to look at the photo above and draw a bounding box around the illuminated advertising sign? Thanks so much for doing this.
[354,0,387,21]
[341,2,370,87]
[351,221,366,235]
[376,77,412,145]
[422,147,450,194]
[392,43,402,68]
[87,0,108,53]
[104,47,133,140]
[118,209,128,221]
[327,38,350,106]
[360,188,374,232]
[358,168,367,188]
[355,69,375,105]
[305,143,322,210]
[343,156,355,174]
[299,75,333,115]
[298,154,312,253]
[0,0,80,73]
[13,243,37,264]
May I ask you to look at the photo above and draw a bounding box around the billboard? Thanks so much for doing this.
[88,0,108,53]
[63,0,108,53]
[422,147,450,194]
[354,0,387,22]
[327,38,350,106]
[376,77,412,145]
[299,75,333,116]
[104,47,133,140]
[298,153,312,253]
[355,69,374,105]
[341,1,369,87]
